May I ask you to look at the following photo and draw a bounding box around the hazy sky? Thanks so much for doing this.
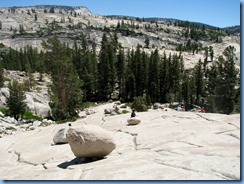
[0,0,241,28]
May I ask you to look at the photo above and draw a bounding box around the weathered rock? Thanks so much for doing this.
[0,102,240,180]
[34,102,50,118]
[24,93,35,112]
[104,108,114,114]
[78,111,87,118]
[32,121,41,127]
[153,103,161,109]
[28,126,35,131]
[66,125,116,158]
[85,109,96,115]
[120,104,127,108]
[127,117,141,125]
[41,119,53,126]
[53,127,69,144]
[114,101,121,105]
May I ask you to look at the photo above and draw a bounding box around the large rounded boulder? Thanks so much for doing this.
[66,125,116,158]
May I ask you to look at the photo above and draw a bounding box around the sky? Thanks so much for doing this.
[0,0,241,28]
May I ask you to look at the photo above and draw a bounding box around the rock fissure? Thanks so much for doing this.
[100,116,106,127]
[211,169,239,180]
[132,134,137,151]
[227,133,239,140]
[155,149,184,156]
[177,141,204,148]
[196,114,218,122]
[215,129,237,134]
[42,163,47,170]
[154,159,200,173]
[227,122,239,130]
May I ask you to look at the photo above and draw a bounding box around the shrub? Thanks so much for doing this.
[131,96,148,112]
[122,110,129,114]
[0,108,11,116]
[23,111,41,121]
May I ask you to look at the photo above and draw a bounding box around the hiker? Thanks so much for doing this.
[177,105,182,112]
[131,110,136,118]
[181,106,186,112]
[200,107,206,113]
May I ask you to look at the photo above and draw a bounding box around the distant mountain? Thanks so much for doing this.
[222,26,240,35]
[105,15,240,34]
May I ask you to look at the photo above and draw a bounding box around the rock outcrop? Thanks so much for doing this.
[66,125,116,158]
[0,103,240,180]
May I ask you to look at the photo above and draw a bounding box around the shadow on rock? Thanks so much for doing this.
[57,157,105,169]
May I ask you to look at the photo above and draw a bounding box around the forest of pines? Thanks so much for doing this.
[0,32,240,120]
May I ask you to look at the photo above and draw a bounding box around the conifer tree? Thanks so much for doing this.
[194,59,205,105]
[208,46,239,114]
[7,80,27,120]
[42,36,82,120]
[117,48,126,100]
[0,62,4,87]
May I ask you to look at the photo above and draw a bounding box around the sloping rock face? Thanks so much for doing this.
[66,125,116,158]
[0,103,240,180]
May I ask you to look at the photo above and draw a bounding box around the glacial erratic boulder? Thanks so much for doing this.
[127,117,141,125]
[66,125,116,158]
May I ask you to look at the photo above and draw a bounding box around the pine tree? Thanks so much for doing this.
[209,46,239,114]
[194,59,205,105]
[35,13,38,21]
[159,51,170,103]
[148,49,160,103]
[42,36,83,120]
[117,48,126,100]
[0,62,4,87]
[7,80,27,120]
[97,33,117,101]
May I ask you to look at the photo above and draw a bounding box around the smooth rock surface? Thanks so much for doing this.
[0,103,240,180]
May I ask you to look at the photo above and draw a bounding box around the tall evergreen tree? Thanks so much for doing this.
[42,36,82,120]
[208,46,239,114]
[117,48,126,100]
[7,80,27,120]
[194,59,205,105]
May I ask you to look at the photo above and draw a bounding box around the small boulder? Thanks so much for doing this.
[28,126,35,131]
[85,109,96,115]
[104,108,114,114]
[153,103,161,109]
[127,117,141,125]
[32,121,41,127]
[66,125,116,158]
[53,127,69,144]
[41,119,54,126]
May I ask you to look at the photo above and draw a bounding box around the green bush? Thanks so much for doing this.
[0,108,11,116]
[23,111,41,121]
[131,96,148,112]
[122,110,129,114]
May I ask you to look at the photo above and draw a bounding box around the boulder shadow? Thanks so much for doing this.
[57,157,105,169]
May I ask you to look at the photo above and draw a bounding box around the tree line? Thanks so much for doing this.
[0,33,240,120]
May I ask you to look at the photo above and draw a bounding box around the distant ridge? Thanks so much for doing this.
[105,15,240,32]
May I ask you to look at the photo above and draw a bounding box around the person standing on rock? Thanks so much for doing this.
[131,110,136,118]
